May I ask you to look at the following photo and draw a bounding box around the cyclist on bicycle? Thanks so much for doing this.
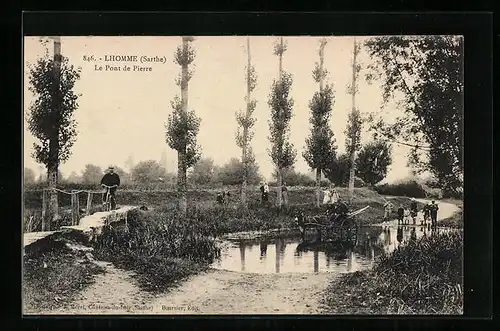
[100,165,121,210]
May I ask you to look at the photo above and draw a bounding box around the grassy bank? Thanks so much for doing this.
[322,231,463,315]
[92,208,221,293]
[24,186,424,231]
[23,230,105,313]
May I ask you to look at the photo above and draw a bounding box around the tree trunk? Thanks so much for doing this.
[348,38,358,202]
[177,151,187,215]
[316,39,325,208]
[277,168,283,209]
[241,36,251,207]
[178,38,189,216]
[276,37,284,209]
[46,37,62,229]
[348,152,356,200]
[315,168,321,208]
[46,165,58,231]
[241,138,247,208]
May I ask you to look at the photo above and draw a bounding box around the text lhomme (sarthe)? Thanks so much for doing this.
[83,54,167,72]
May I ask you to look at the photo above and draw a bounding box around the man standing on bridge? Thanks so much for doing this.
[100,165,121,210]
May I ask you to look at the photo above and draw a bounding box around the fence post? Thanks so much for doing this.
[70,191,75,225]
[71,190,80,226]
[86,191,93,216]
[41,189,48,231]
[28,215,34,233]
[75,191,80,225]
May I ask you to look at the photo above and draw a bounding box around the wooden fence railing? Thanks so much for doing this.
[39,188,103,232]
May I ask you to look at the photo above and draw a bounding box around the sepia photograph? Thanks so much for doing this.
[22,35,464,315]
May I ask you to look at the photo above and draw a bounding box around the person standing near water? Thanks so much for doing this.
[260,181,269,204]
[422,203,431,226]
[282,182,289,209]
[383,201,393,222]
[397,205,405,225]
[403,207,411,225]
[410,199,418,225]
[430,200,439,228]
[263,182,269,204]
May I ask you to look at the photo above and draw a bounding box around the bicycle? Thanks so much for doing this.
[102,184,118,211]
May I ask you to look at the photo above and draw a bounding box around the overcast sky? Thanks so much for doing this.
[23,36,416,182]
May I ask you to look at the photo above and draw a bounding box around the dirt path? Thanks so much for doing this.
[146,269,335,314]
[45,261,155,315]
[45,263,335,315]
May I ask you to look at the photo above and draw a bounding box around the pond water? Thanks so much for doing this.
[211,225,453,274]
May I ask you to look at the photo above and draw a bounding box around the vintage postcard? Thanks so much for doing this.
[23,35,464,315]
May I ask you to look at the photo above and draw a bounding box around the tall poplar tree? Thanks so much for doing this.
[268,37,296,208]
[26,37,81,228]
[235,37,258,206]
[303,38,337,207]
[345,38,363,201]
[166,36,201,215]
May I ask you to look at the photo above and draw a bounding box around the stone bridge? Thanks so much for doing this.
[23,206,139,248]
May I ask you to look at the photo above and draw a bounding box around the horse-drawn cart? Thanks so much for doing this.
[295,206,370,244]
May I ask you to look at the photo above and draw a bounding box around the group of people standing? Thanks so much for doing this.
[259,181,289,207]
[395,199,439,227]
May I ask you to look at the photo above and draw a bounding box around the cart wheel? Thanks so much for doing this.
[341,218,358,244]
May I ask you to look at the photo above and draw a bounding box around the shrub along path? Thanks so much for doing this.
[42,199,460,315]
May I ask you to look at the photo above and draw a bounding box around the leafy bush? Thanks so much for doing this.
[374,180,427,198]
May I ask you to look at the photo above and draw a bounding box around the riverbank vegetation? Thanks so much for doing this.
[322,230,463,314]
[92,208,220,292]
[23,230,105,313]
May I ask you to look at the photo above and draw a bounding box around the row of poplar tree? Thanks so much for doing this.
[27,35,464,220]
[165,36,380,213]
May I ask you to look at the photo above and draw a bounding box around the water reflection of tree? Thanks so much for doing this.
[275,238,282,273]
[279,237,286,262]
[239,241,246,272]
[346,248,353,272]
[260,240,268,261]
[353,229,385,259]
